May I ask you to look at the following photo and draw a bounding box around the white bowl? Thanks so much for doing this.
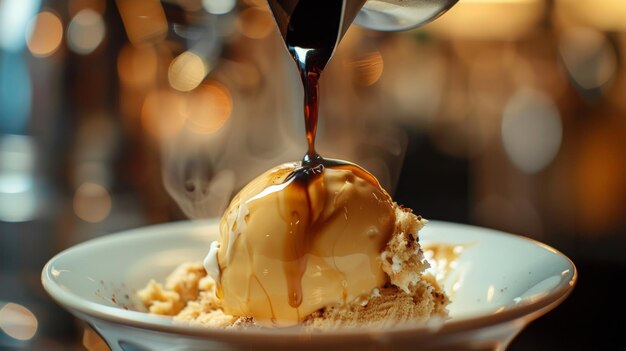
[42,220,576,351]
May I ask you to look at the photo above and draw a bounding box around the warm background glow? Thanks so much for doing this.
[26,11,63,57]
[168,51,207,92]
[0,0,624,349]
[0,302,38,341]
[67,8,106,55]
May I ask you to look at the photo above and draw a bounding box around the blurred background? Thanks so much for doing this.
[0,0,624,349]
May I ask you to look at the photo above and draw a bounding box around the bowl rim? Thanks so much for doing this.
[41,220,577,341]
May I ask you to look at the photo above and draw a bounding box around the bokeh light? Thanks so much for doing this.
[26,11,63,57]
[73,182,112,223]
[67,9,106,55]
[168,51,207,92]
[202,0,236,15]
[186,81,233,134]
[501,88,562,174]
[0,302,38,341]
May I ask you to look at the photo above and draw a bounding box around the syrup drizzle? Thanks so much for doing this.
[282,0,369,309]
[266,0,381,311]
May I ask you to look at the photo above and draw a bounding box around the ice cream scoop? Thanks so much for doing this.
[204,161,396,326]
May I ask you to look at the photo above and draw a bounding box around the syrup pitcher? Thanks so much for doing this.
[267,0,459,48]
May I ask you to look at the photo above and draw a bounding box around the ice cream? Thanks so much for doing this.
[138,161,449,328]
[205,161,395,325]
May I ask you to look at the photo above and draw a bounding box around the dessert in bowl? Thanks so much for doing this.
[42,217,576,351]
[42,2,576,348]
[137,161,449,330]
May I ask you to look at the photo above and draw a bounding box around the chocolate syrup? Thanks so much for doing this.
[284,0,341,163]
[268,0,383,310]
[281,0,372,180]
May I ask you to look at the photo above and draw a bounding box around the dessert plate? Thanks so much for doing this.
[42,220,576,351]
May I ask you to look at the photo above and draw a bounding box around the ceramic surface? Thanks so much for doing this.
[42,220,576,351]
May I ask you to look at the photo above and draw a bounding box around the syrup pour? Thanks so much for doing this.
[284,0,340,163]
[268,0,384,310]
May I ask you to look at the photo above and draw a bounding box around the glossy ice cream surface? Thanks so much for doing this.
[204,161,396,326]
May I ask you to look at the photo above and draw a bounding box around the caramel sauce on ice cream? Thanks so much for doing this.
[212,162,395,325]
